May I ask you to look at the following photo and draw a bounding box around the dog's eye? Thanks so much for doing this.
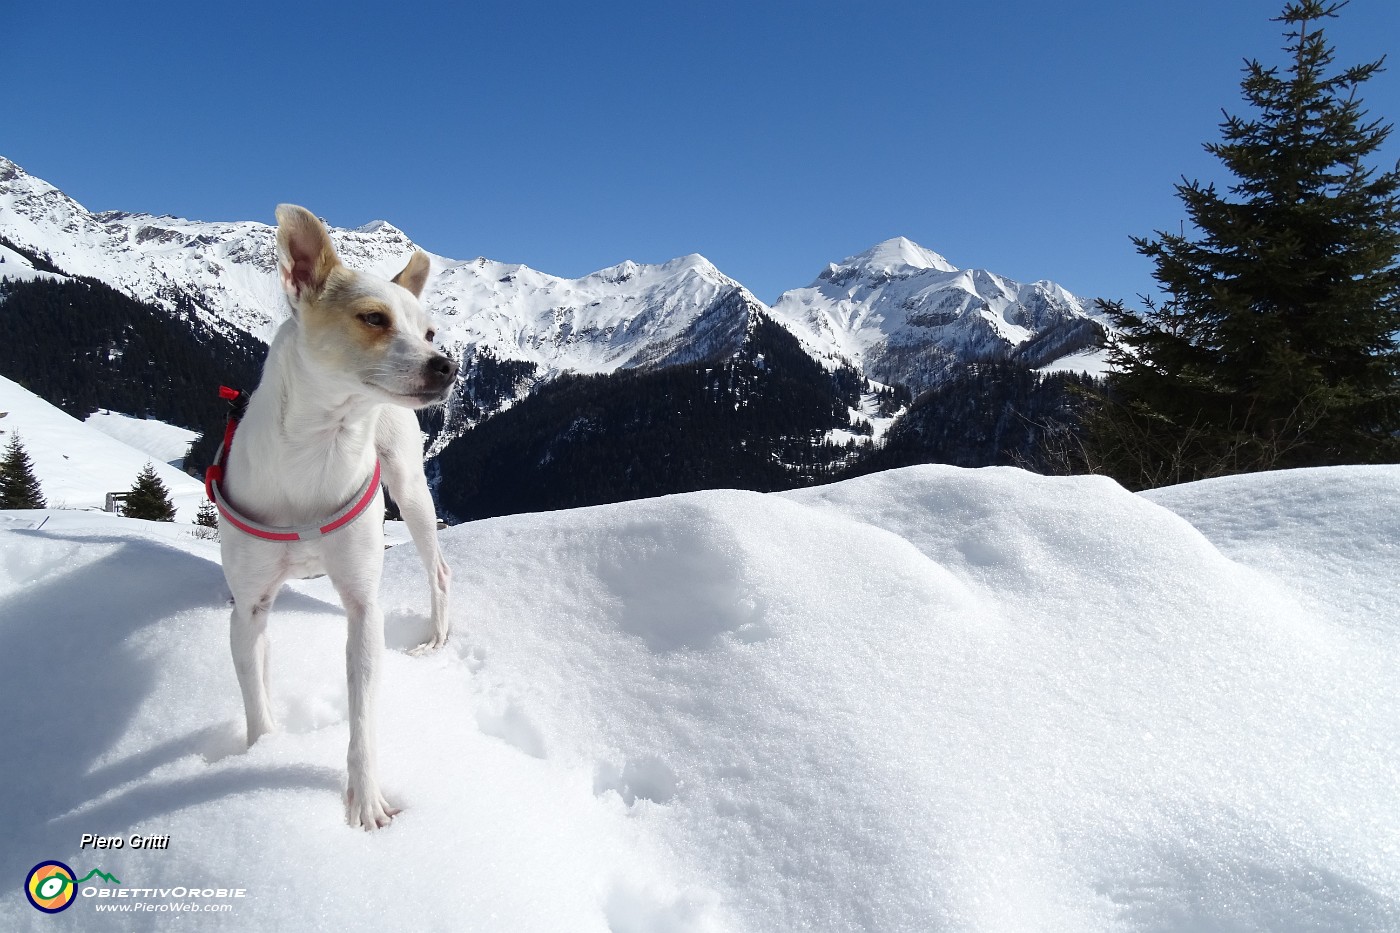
[360,312,389,328]
[425,329,436,343]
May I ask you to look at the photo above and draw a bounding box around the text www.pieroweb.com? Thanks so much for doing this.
[85,886,246,913]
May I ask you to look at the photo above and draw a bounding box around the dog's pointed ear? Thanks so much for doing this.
[275,204,341,306]
[391,250,431,298]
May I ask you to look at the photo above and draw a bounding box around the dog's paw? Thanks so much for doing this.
[345,785,401,831]
[409,630,450,656]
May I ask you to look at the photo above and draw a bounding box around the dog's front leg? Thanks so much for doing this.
[342,594,399,829]
[223,543,289,747]
[231,594,279,746]
[378,407,452,652]
[324,516,400,830]
[391,475,451,654]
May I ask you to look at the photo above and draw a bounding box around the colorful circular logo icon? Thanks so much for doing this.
[25,861,77,913]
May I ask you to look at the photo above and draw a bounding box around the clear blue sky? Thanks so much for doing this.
[6,1,1398,304]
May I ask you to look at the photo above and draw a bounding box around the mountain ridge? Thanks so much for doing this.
[0,154,1108,403]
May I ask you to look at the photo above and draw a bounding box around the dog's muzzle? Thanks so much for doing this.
[423,354,459,395]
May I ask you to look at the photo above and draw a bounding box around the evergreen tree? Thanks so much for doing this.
[123,463,177,522]
[195,499,219,527]
[193,498,219,539]
[1091,0,1400,488]
[0,431,47,509]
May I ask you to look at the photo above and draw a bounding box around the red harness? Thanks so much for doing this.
[204,386,382,541]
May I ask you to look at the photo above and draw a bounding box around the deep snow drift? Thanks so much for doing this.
[1,465,1397,931]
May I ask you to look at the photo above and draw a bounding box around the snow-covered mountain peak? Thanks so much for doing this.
[832,236,959,278]
[585,258,643,285]
[768,236,1106,391]
[0,155,30,184]
[665,252,724,275]
[0,155,93,222]
[355,219,404,236]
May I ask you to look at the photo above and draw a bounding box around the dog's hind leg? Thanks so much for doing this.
[377,407,452,653]
[228,567,290,748]
[322,508,400,830]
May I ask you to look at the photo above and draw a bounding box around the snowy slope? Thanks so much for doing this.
[1036,345,1113,378]
[769,237,1108,390]
[0,241,66,284]
[85,411,199,467]
[1,464,1396,932]
[0,375,205,520]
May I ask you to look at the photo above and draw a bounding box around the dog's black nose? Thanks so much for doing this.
[425,354,459,386]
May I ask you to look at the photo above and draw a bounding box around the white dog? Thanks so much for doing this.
[209,205,456,829]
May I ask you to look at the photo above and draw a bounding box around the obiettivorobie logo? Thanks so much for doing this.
[25,861,121,913]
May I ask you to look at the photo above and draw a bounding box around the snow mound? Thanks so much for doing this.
[1143,465,1400,637]
[1,465,1397,931]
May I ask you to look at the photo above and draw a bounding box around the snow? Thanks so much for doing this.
[0,375,206,520]
[85,410,200,467]
[823,390,903,448]
[2,462,1397,931]
[1036,345,1114,377]
[841,236,959,275]
[0,241,65,283]
[1141,465,1399,637]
